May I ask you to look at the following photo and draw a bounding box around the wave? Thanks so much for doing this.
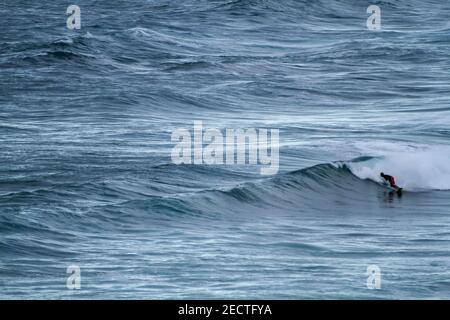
[180,162,378,213]
[345,146,450,191]
[1,151,448,257]
[184,149,450,213]
[4,150,448,221]
[0,34,100,69]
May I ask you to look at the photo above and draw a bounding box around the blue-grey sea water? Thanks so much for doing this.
[1,0,450,299]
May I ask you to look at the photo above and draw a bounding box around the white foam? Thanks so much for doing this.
[347,146,450,191]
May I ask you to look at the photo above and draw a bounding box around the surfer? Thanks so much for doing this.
[380,172,401,191]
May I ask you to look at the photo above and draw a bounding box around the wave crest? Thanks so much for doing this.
[346,147,450,191]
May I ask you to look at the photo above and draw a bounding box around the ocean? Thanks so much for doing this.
[1,0,450,299]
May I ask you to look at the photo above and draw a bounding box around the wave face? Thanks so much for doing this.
[1,0,450,299]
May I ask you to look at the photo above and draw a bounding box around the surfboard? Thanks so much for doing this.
[382,181,403,195]
[387,186,402,195]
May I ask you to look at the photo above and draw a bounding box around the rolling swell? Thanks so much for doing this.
[0,153,445,238]
[0,161,375,232]
[190,161,380,212]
